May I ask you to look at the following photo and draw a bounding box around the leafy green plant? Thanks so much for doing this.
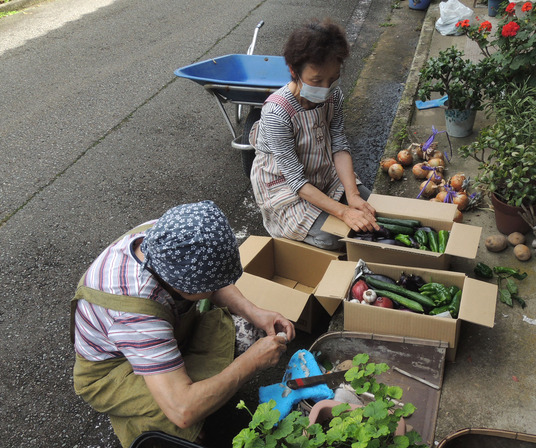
[418,46,489,111]
[232,353,426,448]
[458,82,536,207]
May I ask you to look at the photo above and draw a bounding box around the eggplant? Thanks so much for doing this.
[397,272,427,292]
[373,226,392,239]
[416,226,434,233]
[367,273,397,284]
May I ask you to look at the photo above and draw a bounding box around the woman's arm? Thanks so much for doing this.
[210,285,296,340]
[144,334,287,429]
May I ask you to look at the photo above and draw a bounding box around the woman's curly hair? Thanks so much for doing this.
[283,18,350,80]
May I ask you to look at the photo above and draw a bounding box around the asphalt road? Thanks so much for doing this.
[0,0,424,446]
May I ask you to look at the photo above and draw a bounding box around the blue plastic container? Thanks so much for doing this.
[409,0,432,10]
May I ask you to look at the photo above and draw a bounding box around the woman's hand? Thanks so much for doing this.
[342,206,379,233]
[243,334,289,370]
[250,309,296,342]
[347,192,376,216]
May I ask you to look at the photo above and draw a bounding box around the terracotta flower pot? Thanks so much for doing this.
[491,193,532,235]
[308,399,406,436]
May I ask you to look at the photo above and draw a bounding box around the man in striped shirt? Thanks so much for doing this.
[71,201,295,447]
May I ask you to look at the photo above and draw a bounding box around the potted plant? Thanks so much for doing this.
[459,82,536,234]
[232,353,426,448]
[456,2,536,90]
[418,46,489,137]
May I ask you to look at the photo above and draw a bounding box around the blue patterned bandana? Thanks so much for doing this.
[140,201,242,294]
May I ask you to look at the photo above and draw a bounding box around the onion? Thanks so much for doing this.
[428,157,445,169]
[450,173,466,191]
[380,157,398,172]
[453,192,469,211]
[431,150,445,160]
[453,209,463,223]
[435,190,448,202]
[416,145,424,160]
[397,149,413,167]
[388,163,404,181]
[412,162,428,179]
[427,170,443,184]
[429,197,442,202]
[419,180,438,198]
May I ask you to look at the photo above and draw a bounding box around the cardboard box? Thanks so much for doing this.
[315,260,498,361]
[321,193,482,269]
[236,236,340,332]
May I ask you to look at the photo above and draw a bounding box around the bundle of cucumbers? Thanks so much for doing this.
[363,274,462,318]
[353,216,449,253]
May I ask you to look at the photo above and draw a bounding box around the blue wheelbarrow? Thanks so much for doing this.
[174,21,291,177]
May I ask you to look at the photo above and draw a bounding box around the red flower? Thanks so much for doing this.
[522,2,533,11]
[506,2,516,14]
[502,21,521,37]
[478,21,492,32]
[456,19,471,28]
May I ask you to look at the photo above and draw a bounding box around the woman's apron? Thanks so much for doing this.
[70,224,235,447]
[249,94,345,241]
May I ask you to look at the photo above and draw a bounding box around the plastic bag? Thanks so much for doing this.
[435,0,474,36]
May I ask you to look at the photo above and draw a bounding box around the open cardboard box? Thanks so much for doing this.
[236,236,340,332]
[321,193,482,269]
[315,260,498,361]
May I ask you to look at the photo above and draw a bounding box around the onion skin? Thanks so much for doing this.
[453,192,469,211]
[427,170,443,184]
[435,190,448,202]
[397,149,413,167]
[412,162,428,179]
[428,158,445,169]
[388,163,404,181]
[419,180,438,198]
[450,173,466,191]
[380,157,398,172]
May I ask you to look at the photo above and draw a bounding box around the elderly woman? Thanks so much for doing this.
[250,18,379,250]
[71,201,295,447]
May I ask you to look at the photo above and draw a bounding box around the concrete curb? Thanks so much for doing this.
[0,0,42,12]
[383,4,438,156]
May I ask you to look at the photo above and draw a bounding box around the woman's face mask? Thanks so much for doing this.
[299,77,340,103]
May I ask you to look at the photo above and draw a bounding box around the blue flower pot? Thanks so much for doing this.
[409,0,432,10]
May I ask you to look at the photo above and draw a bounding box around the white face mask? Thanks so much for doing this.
[298,77,340,103]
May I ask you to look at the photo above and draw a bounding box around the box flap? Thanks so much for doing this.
[236,272,311,323]
[320,214,350,238]
[239,236,272,270]
[459,277,498,328]
[315,260,357,315]
[368,193,458,221]
[445,222,482,259]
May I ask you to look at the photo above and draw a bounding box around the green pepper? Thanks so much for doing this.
[428,305,452,316]
[448,290,462,318]
[414,229,428,247]
[419,282,452,306]
[448,285,460,297]
[394,234,412,247]
[427,230,439,253]
[474,262,494,279]
[493,266,528,280]
[438,230,449,253]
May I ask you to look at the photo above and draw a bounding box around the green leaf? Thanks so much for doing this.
[386,385,403,400]
[332,402,351,417]
[499,288,513,306]
[232,428,262,448]
[506,278,518,295]
[364,400,389,420]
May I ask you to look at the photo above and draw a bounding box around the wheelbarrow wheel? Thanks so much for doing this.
[241,107,261,178]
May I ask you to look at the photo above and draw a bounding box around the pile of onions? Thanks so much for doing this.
[397,149,413,167]
[427,157,445,169]
[380,157,398,172]
[388,163,404,181]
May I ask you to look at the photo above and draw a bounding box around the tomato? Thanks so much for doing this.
[350,280,368,302]
[373,297,394,308]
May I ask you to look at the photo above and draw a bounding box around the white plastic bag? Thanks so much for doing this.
[435,0,474,36]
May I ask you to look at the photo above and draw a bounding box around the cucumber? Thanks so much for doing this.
[378,223,415,236]
[376,216,421,228]
[371,289,424,313]
[364,276,436,308]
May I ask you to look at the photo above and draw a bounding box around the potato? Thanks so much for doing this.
[507,232,526,246]
[514,244,532,261]
[485,234,508,252]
